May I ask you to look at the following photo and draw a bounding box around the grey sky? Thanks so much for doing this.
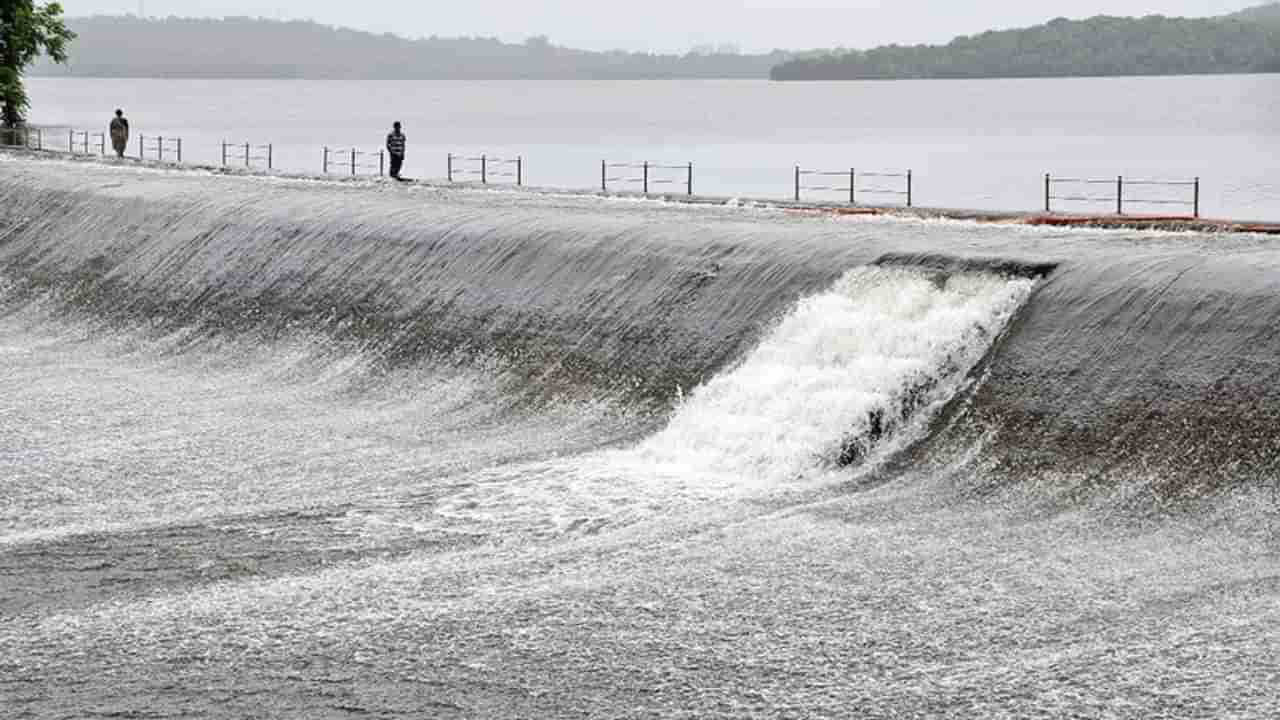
[61,1,1265,53]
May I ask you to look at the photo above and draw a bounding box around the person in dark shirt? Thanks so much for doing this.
[109,109,129,158]
[386,121,406,180]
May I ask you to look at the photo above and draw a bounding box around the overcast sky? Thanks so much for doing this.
[61,1,1265,53]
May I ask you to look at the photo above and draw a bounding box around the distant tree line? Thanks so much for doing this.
[1234,2,1280,23]
[771,12,1280,81]
[28,15,790,80]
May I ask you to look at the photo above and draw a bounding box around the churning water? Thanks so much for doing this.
[2,154,1279,718]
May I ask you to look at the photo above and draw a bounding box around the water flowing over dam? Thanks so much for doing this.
[2,152,1278,718]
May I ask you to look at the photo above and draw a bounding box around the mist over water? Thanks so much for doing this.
[2,155,1279,717]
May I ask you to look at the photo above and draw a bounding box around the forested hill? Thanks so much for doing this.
[771,8,1280,81]
[1233,1,1280,22]
[29,15,789,80]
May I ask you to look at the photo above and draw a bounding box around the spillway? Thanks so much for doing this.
[2,152,1278,719]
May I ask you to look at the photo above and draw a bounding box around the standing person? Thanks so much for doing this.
[386,121,406,180]
[109,109,129,158]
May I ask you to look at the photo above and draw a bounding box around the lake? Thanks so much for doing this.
[26,74,1280,220]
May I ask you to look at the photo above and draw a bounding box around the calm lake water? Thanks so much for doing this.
[27,74,1280,220]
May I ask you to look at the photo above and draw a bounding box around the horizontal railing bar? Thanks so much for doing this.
[452,157,521,165]
[604,162,687,170]
[608,177,645,183]
[801,185,850,192]
[800,170,906,178]
[858,189,909,195]
[490,172,520,178]
[1052,177,1196,187]
[1123,198,1195,205]
[1050,195,1118,202]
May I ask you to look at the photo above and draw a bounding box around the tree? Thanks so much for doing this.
[1,1,75,128]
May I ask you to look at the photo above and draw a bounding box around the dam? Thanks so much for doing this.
[2,151,1278,718]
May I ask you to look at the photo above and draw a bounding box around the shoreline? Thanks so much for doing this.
[5,145,1279,235]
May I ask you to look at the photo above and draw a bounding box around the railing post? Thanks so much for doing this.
[906,170,913,208]
[687,162,693,196]
[643,161,649,194]
[601,160,607,192]
[517,156,523,186]
[350,148,356,177]
[794,166,800,202]
[1193,177,1200,219]
[849,168,856,205]
[379,150,385,177]
[244,143,250,168]
[176,138,182,163]
[99,133,105,156]
[447,153,453,182]
[481,155,487,184]
[323,146,328,174]
[1117,175,1123,216]
[268,144,273,170]
[221,141,226,167]
[1044,173,1051,213]
[158,136,164,162]
[138,134,144,160]
[69,129,74,153]
[35,128,41,151]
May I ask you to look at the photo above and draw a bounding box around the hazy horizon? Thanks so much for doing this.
[61,0,1267,54]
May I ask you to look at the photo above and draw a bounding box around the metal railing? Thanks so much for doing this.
[1,126,42,149]
[8,128,1227,221]
[447,153,523,186]
[223,141,273,170]
[67,130,106,156]
[322,146,385,176]
[138,134,183,163]
[795,166,913,207]
[1045,174,1200,218]
[601,160,693,195]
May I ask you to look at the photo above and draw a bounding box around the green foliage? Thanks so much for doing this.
[0,1,75,127]
[771,12,1280,81]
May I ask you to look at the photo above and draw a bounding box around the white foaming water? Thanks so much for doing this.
[599,267,1035,490]
[413,267,1036,542]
